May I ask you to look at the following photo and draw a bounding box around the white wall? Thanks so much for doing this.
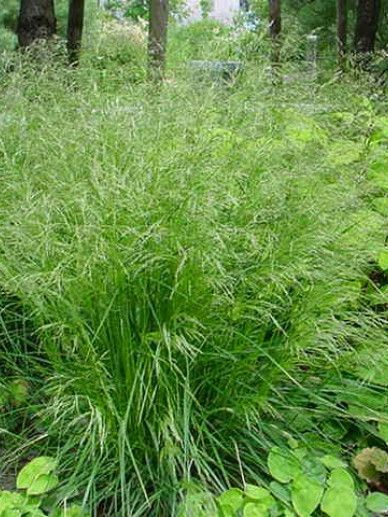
[185,0,240,24]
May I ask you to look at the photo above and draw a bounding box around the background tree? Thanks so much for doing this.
[354,0,381,53]
[337,0,347,65]
[268,0,281,65]
[148,0,169,80]
[67,0,85,65]
[17,0,56,47]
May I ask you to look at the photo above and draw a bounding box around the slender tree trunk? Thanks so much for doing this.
[268,0,282,80]
[17,0,56,48]
[268,0,281,74]
[148,0,169,81]
[354,0,381,53]
[67,0,85,66]
[337,0,347,66]
[240,0,249,12]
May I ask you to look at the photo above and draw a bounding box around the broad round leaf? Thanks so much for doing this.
[217,488,244,513]
[26,473,59,496]
[17,457,57,491]
[269,481,291,504]
[217,504,235,517]
[301,457,327,483]
[320,487,357,517]
[243,502,269,517]
[319,456,346,470]
[245,485,274,508]
[327,468,354,490]
[268,447,301,483]
[291,474,324,517]
[365,492,388,513]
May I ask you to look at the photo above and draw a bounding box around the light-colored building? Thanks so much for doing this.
[185,0,241,24]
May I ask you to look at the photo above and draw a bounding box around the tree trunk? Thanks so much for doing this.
[268,0,281,69]
[148,0,169,80]
[67,0,85,66]
[337,0,347,65]
[240,0,249,12]
[354,0,381,53]
[17,0,56,48]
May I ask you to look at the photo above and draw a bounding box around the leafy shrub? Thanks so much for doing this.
[0,26,16,51]
[0,0,18,32]
[84,17,147,85]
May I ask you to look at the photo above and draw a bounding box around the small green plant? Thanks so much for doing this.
[353,422,388,496]
[211,440,388,516]
[0,457,88,517]
[216,445,359,517]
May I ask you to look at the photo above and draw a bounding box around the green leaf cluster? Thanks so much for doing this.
[0,458,88,517]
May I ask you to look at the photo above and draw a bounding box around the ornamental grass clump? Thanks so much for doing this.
[0,57,387,514]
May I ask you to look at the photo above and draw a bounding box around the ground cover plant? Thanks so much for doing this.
[0,13,387,517]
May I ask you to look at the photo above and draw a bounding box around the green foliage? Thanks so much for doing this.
[217,489,245,514]
[378,250,388,271]
[353,448,388,486]
[0,458,87,517]
[0,26,16,51]
[291,474,323,516]
[378,423,388,444]
[83,17,147,86]
[320,487,357,517]
[268,447,357,516]
[107,0,148,21]
[0,0,18,32]
[268,447,301,483]
[206,445,373,516]
[365,492,388,513]
[17,457,58,496]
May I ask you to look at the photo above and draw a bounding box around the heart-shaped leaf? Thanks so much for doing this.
[320,487,357,517]
[268,447,301,483]
[269,481,291,504]
[319,456,346,470]
[301,457,326,483]
[243,501,269,517]
[17,457,57,491]
[245,485,274,501]
[27,472,59,495]
[291,474,324,517]
[327,468,354,490]
[365,492,388,513]
[217,488,244,513]
[217,504,234,517]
